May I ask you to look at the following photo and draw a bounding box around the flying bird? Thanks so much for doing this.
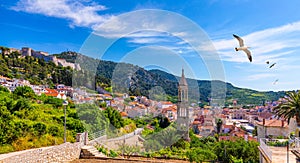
[269,63,276,68]
[233,34,252,62]
[273,79,279,85]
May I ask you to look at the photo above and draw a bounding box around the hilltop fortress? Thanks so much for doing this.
[2,46,81,70]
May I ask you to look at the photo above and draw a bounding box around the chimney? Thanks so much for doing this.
[263,119,265,126]
[281,120,284,127]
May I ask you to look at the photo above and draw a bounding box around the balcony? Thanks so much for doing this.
[259,138,300,163]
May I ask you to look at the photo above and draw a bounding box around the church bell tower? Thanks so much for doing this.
[177,68,190,141]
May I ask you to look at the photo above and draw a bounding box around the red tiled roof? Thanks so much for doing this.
[257,119,288,127]
[45,88,58,94]
[192,120,201,125]
[222,124,234,129]
[45,93,58,97]
[0,76,11,80]
[161,106,177,113]
[120,112,128,117]
[161,101,173,105]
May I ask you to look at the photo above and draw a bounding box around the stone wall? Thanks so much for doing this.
[0,142,83,163]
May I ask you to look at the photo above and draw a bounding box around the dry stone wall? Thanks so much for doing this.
[0,142,83,163]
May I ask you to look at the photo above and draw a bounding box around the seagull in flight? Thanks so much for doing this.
[269,63,276,68]
[273,79,279,85]
[233,34,252,62]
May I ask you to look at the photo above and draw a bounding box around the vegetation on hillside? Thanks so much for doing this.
[55,51,286,105]
[0,48,287,105]
[143,130,259,162]
[103,120,259,163]
[0,85,135,154]
[0,50,73,87]
[0,86,84,154]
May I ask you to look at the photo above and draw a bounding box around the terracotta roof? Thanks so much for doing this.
[161,101,173,105]
[120,112,128,117]
[222,124,234,129]
[0,76,11,80]
[44,88,59,97]
[230,127,246,135]
[199,125,214,130]
[45,88,58,94]
[235,133,245,137]
[129,101,138,105]
[45,93,58,97]
[257,119,288,127]
[192,120,201,125]
[161,106,177,113]
[203,109,209,114]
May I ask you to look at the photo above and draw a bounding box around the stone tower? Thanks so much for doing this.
[177,68,190,141]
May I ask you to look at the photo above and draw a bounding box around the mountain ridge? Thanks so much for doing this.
[0,47,286,106]
[54,51,286,106]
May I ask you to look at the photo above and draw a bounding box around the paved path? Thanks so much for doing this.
[270,147,296,163]
[104,135,143,150]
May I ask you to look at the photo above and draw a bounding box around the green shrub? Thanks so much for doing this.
[109,149,118,158]
[277,135,285,139]
[0,144,14,154]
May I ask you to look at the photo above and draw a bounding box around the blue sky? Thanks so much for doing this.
[1,0,300,91]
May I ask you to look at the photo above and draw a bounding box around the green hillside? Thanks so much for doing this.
[0,49,287,105]
[0,50,73,88]
[0,86,84,153]
[55,51,286,106]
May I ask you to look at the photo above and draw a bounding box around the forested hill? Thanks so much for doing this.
[54,51,286,106]
[0,49,286,106]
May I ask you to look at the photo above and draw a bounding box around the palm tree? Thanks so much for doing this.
[273,91,300,125]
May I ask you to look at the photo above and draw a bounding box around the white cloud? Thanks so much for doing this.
[126,31,169,38]
[11,0,111,27]
[127,37,170,44]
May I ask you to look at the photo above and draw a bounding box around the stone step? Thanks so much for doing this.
[87,149,99,152]
[95,153,106,157]
[81,146,107,158]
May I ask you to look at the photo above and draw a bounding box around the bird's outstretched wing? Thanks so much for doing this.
[233,34,244,47]
[269,63,276,68]
[243,49,252,62]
